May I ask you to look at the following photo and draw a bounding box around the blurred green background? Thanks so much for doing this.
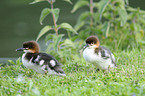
[0,0,144,58]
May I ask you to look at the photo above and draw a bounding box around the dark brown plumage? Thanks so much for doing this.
[85,36,100,48]
[23,41,40,53]
[16,40,66,76]
[83,36,117,71]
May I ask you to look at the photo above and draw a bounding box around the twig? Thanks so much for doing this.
[90,0,94,26]
[49,0,58,36]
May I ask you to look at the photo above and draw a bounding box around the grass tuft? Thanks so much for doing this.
[0,49,145,96]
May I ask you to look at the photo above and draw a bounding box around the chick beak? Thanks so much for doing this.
[84,44,89,48]
[16,48,24,51]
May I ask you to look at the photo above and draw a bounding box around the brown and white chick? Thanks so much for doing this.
[83,36,117,71]
[16,40,66,76]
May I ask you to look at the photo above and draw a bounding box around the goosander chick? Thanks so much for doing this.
[83,36,117,71]
[16,40,66,76]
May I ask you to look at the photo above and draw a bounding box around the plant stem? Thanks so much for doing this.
[49,0,58,36]
[90,0,94,26]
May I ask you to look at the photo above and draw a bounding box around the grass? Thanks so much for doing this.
[0,49,145,96]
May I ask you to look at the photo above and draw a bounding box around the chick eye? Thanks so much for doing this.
[91,42,94,45]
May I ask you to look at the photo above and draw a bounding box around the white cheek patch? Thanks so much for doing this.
[89,45,97,49]
[24,49,33,53]
[24,50,30,53]
[39,60,44,65]
[50,60,56,67]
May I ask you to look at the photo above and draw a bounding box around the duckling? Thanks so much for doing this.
[16,40,66,76]
[83,36,117,71]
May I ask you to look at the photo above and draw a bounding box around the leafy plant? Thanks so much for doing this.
[72,0,145,50]
[30,0,78,58]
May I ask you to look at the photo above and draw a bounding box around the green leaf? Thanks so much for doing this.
[138,16,145,25]
[45,34,64,52]
[8,60,16,65]
[71,0,89,13]
[36,25,52,41]
[16,58,22,65]
[74,12,91,31]
[52,8,60,23]
[64,0,73,4]
[118,7,127,26]
[117,0,127,26]
[74,21,85,31]
[29,0,46,4]
[138,40,145,45]
[59,23,78,34]
[133,23,141,32]
[124,0,129,5]
[127,7,145,14]
[102,22,110,37]
[40,8,51,25]
[98,0,110,20]
[63,39,75,48]
[132,23,144,43]
[53,34,64,52]
[78,12,92,21]
[94,2,99,8]
[45,34,54,43]
[45,42,54,52]
[135,30,144,42]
